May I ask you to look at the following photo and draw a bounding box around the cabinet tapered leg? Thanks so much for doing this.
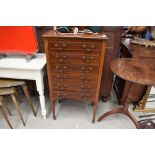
[92,101,98,123]
[51,99,56,120]
[58,99,62,104]
[101,96,107,102]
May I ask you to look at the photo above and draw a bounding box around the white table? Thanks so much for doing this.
[0,53,47,119]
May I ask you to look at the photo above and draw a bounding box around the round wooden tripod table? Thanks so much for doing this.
[98,58,155,129]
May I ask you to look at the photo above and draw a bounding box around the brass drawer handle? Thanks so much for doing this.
[63,93,67,97]
[81,66,85,71]
[81,86,90,89]
[55,66,60,70]
[63,55,67,59]
[56,75,60,79]
[81,77,85,80]
[57,93,61,97]
[59,79,63,82]
[89,67,93,71]
[82,44,87,48]
[84,80,89,83]
[91,44,95,49]
[90,56,94,60]
[85,60,90,63]
[58,76,67,81]
[63,66,67,70]
[86,49,91,52]
[57,84,67,90]
[56,76,67,81]
[81,77,91,82]
[62,43,67,47]
[57,84,61,87]
[55,55,59,59]
[54,43,58,47]
[63,76,67,79]
[82,55,86,60]
[58,59,63,63]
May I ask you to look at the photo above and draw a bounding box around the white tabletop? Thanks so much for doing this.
[0,53,46,70]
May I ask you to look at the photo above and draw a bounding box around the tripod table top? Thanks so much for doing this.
[110,58,155,86]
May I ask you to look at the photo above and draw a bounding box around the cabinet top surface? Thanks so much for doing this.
[110,58,155,86]
[43,30,108,40]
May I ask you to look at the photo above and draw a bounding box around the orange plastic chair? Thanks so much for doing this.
[0,26,38,61]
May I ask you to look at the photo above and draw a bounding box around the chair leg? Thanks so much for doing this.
[15,88,22,104]
[21,84,36,116]
[10,94,25,126]
[3,103,13,116]
[0,106,13,129]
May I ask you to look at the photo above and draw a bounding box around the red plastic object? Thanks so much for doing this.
[0,26,38,55]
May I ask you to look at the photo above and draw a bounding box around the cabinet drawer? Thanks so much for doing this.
[49,52,100,64]
[53,91,95,101]
[48,41,101,54]
[51,73,98,83]
[51,64,99,74]
[52,82,97,92]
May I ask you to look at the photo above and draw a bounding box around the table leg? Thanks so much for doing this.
[38,90,46,120]
[36,71,47,120]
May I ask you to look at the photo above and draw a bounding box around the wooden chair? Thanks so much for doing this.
[0,79,36,128]
[0,96,13,129]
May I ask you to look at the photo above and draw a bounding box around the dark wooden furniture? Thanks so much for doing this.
[35,26,54,53]
[43,30,107,122]
[98,58,155,128]
[35,26,122,101]
[113,38,155,105]
[99,27,122,101]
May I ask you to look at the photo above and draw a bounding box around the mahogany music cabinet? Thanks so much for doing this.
[43,30,107,122]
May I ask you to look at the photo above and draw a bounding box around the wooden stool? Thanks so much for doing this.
[0,96,13,129]
[0,79,36,117]
[0,87,25,127]
[0,79,36,128]
[98,58,155,129]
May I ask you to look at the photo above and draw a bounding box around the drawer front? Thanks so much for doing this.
[48,41,101,55]
[51,64,99,74]
[49,52,100,64]
[53,91,95,101]
[51,73,98,83]
[52,82,97,93]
